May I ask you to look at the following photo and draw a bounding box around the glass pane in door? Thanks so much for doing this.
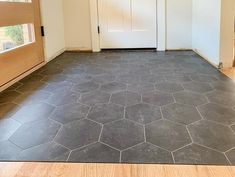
[0,23,35,53]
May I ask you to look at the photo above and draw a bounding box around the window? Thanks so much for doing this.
[0,24,35,53]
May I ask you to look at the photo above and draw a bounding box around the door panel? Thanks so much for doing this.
[98,0,157,49]
[0,0,44,86]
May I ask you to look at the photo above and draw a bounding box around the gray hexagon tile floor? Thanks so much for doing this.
[0,51,235,165]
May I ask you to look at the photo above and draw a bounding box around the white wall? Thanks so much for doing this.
[166,0,192,49]
[62,0,193,51]
[192,0,221,66]
[40,0,65,61]
[63,0,92,51]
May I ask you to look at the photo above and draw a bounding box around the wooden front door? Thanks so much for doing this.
[0,0,44,86]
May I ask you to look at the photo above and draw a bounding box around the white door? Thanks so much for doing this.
[98,0,157,49]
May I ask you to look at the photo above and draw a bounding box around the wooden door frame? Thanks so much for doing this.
[89,0,166,52]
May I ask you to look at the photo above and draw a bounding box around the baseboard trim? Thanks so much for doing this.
[66,47,92,53]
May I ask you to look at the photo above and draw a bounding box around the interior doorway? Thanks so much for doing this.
[0,0,44,87]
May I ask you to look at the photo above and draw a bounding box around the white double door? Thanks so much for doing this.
[98,0,157,49]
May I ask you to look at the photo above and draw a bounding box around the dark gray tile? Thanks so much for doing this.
[225,148,235,165]
[111,91,141,106]
[50,103,89,124]
[66,74,93,84]
[142,91,174,106]
[232,124,235,132]
[79,91,110,106]
[6,82,23,91]
[69,142,120,163]
[198,103,235,126]
[206,90,235,107]
[190,74,218,82]
[55,119,101,150]
[155,82,184,93]
[188,120,235,152]
[72,82,100,93]
[47,91,79,106]
[127,83,155,94]
[100,82,126,93]
[174,91,207,106]
[42,74,68,83]
[16,81,47,93]
[173,144,229,165]
[43,81,73,93]
[125,103,162,124]
[88,103,124,124]
[19,74,45,84]
[165,74,191,83]
[146,120,191,151]
[122,143,173,163]
[11,102,55,124]
[183,82,213,93]
[101,119,144,150]
[14,91,51,106]
[117,74,140,84]
[212,82,235,93]
[9,119,60,149]
[17,142,69,161]
[62,67,85,75]
[140,74,165,83]
[0,118,21,142]
[92,74,116,84]
[162,103,201,125]
[0,103,19,119]
[0,91,21,104]
[0,141,22,160]
[84,66,106,75]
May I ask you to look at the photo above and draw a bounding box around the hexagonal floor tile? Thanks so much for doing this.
[225,148,235,165]
[0,90,21,104]
[0,118,21,141]
[155,82,184,93]
[17,142,70,161]
[72,82,100,93]
[0,103,19,119]
[42,74,68,83]
[14,91,51,106]
[190,74,218,82]
[122,143,173,163]
[198,103,235,126]
[68,142,120,163]
[47,91,80,106]
[111,91,141,107]
[232,124,235,133]
[140,74,165,83]
[212,81,235,93]
[54,119,101,150]
[183,82,213,93]
[100,119,144,150]
[206,90,235,107]
[79,91,110,106]
[88,103,124,124]
[9,119,60,149]
[125,103,162,124]
[16,81,47,93]
[43,81,73,93]
[11,102,55,124]
[162,103,202,125]
[173,144,229,165]
[142,91,174,106]
[127,83,155,94]
[92,74,116,84]
[174,91,207,106]
[146,120,191,151]
[50,103,90,124]
[100,82,126,93]
[84,66,106,75]
[188,120,235,152]
[165,74,191,83]
[117,74,140,84]
[0,141,22,160]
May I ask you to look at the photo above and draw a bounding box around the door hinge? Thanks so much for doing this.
[41,26,45,37]
[98,26,100,34]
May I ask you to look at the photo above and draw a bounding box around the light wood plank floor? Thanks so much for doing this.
[0,163,234,177]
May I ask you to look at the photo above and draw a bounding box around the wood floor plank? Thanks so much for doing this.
[0,163,234,177]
